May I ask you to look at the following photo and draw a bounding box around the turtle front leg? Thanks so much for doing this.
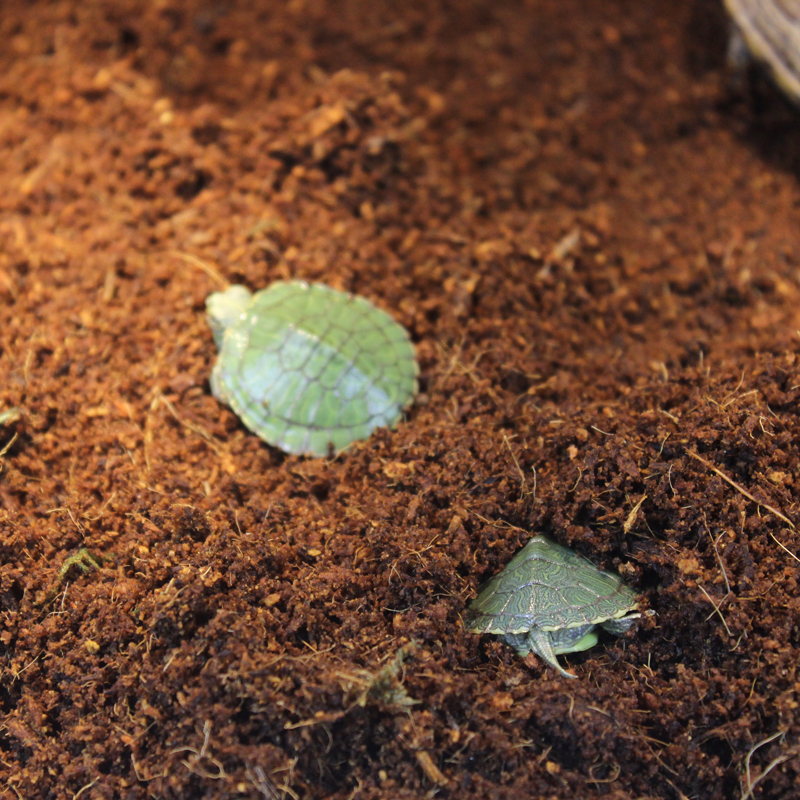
[600,613,639,636]
[527,627,577,679]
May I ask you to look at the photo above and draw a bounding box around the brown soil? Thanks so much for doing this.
[2,1,800,798]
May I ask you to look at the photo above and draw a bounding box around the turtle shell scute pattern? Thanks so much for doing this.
[211,281,418,456]
[467,536,638,635]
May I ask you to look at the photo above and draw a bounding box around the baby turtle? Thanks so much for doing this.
[725,0,800,104]
[206,281,418,456]
[467,536,639,679]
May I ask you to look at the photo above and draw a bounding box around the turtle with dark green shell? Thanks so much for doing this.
[206,281,418,457]
[467,536,640,678]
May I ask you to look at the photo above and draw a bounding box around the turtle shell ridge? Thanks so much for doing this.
[467,536,638,635]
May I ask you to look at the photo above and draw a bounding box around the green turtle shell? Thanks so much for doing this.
[206,281,418,456]
[467,536,638,635]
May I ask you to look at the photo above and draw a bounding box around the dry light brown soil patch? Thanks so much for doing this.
[2,1,800,798]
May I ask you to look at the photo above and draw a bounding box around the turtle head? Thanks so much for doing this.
[206,284,252,348]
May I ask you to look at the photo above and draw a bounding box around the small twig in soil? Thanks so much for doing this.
[130,752,167,782]
[171,250,227,288]
[697,515,741,644]
[664,778,691,800]
[83,491,117,521]
[631,739,679,778]
[435,339,490,391]
[72,780,98,799]
[667,463,676,496]
[714,371,748,409]
[704,516,731,595]
[624,494,647,534]
[502,434,535,503]
[698,585,733,638]
[0,432,17,468]
[658,408,679,423]
[653,362,669,381]
[415,750,449,786]
[687,451,800,564]
[757,416,774,437]
[269,759,300,800]
[44,505,85,532]
[245,763,299,800]
[741,730,798,800]
[11,650,42,681]
[586,760,621,784]
[171,720,227,780]
[547,227,581,263]
[470,512,527,536]
[722,388,758,409]
[687,450,794,529]
[389,533,441,581]
[590,425,613,436]
[290,643,335,662]
[765,530,800,565]
[154,391,227,457]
